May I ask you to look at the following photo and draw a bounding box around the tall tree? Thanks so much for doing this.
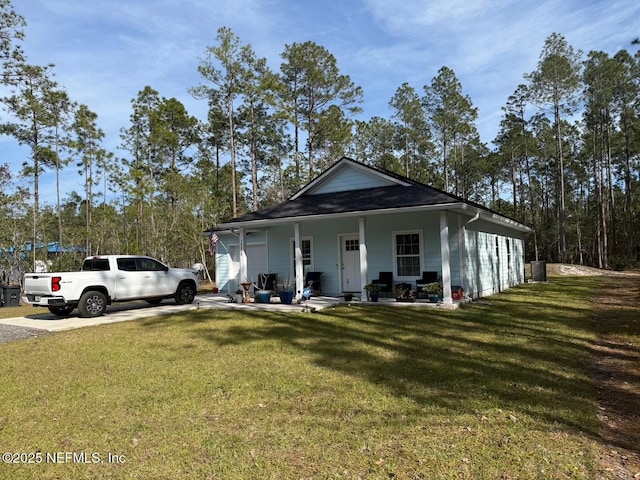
[423,66,478,192]
[279,41,363,180]
[612,49,640,262]
[191,26,252,217]
[348,117,398,171]
[0,164,29,280]
[70,104,107,256]
[45,88,73,248]
[236,50,282,211]
[120,87,198,257]
[311,104,353,171]
[582,50,619,268]
[152,97,199,209]
[529,113,559,262]
[0,62,59,268]
[502,84,540,260]
[119,86,162,251]
[0,0,25,81]
[525,33,582,263]
[389,83,432,180]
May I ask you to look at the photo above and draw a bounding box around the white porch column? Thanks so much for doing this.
[359,217,368,298]
[439,212,452,304]
[239,227,248,285]
[294,222,303,299]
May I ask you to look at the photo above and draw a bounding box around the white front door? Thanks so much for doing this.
[341,235,360,292]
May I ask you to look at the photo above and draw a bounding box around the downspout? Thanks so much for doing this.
[467,211,480,224]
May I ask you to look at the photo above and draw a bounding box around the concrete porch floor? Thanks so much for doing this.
[217,293,467,310]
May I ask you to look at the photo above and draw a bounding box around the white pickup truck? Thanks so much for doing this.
[22,255,199,318]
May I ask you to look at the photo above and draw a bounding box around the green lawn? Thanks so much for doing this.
[0,277,609,478]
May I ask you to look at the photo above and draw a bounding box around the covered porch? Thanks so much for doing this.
[226,207,466,306]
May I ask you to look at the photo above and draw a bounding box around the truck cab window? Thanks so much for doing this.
[117,258,137,271]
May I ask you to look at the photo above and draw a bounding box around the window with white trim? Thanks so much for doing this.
[291,237,313,276]
[393,231,422,278]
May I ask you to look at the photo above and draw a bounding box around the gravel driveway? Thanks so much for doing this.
[0,323,50,344]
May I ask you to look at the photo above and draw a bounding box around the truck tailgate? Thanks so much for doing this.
[23,274,54,294]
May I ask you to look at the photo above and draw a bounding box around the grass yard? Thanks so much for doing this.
[0,304,48,319]
[0,275,636,479]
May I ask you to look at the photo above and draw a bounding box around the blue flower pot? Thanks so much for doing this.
[255,291,272,303]
[279,290,294,305]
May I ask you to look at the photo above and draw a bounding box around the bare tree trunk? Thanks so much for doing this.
[520,113,539,260]
[554,99,567,264]
[621,114,634,257]
[605,123,615,263]
[593,134,604,269]
[227,95,238,217]
[511,150,517,219]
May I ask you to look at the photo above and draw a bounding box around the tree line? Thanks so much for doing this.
[0,0,639,281]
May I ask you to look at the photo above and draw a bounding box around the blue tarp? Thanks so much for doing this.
[0,242,85,255]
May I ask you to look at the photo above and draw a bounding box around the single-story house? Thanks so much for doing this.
[211,157,531,304]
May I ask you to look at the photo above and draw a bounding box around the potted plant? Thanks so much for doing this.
[278,275,295,305]
[364,283,380,302]
[254,273,272,303]
[421,282,441,303]
[343,292,354,301]
[395,283,415,302]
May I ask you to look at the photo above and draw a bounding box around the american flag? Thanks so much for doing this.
[209,232,219,255]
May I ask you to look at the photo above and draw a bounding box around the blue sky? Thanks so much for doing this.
[2,0,639,204]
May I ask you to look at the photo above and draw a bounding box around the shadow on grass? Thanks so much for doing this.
[591,273,640,453]
[142,276,604,439]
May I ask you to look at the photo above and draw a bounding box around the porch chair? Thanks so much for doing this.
[304,272,323,295]
[372,272,393,297]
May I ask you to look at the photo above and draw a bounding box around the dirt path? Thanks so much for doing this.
[591,271,640,479]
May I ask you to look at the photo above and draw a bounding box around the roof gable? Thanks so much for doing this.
[291,157,410,199]
[215,157,531,233]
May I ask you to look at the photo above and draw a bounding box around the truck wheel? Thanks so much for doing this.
[175,282,195,305]
[78,291,107,317]
[48,305,75,316]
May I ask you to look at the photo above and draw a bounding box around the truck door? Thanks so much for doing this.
[114,257,146,299]
[114,257,174,300]
[137,257,173,297]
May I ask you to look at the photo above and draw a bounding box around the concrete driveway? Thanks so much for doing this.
[0,294,342,333]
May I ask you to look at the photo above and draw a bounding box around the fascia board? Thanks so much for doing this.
[216,202,531,234]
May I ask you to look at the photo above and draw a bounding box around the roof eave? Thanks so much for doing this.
[216,203,458,229]
[215,203,532,233]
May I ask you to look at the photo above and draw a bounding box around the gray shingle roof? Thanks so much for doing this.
[226,183,462,223]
